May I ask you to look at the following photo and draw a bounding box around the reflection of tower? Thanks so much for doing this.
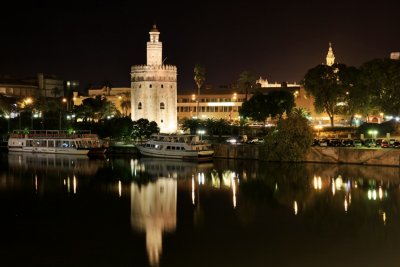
[130,179,177,266]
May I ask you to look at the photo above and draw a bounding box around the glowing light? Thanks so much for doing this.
[67,177,70,193]
[207,102,235,107]
[34,175,38,192]
[332,179,336,195]
[118,180,122,197]
[313,176,322,190]
[192,175,195,205]
[232,176,237,209]
[73,175,77,194]
[335,176,343,191]
[344,198,348,212]
[379,187,383,200]
[383,212,387,226]
[294,201,298,215]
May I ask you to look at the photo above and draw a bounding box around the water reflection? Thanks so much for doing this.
[2,155,400,266]
[130,158,213,266]
[1,153,104,196]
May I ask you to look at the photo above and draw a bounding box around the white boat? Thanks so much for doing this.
[136,134,214,161]
[7,130,106,155]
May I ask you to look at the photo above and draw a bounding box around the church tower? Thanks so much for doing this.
[131,25,178,133]
[326,42,335,66]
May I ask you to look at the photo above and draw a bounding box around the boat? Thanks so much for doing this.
[7,130,106,155]
[136,134,214,161]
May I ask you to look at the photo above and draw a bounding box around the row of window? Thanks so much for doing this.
[134,84,174,89]
[177,106,238,112]
[136,104,238,112]
[178,98,244,103]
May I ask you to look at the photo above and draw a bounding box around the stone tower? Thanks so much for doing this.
[326,42,335,66]
[131,25,177,133]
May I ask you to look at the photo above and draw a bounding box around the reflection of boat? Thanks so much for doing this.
[7,152,103,175]
[136,157,213,179]
[8,130,106,155]
[137,134,214,161]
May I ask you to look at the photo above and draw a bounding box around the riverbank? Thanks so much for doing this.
[213,144,400,167]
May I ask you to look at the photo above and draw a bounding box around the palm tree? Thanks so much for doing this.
[238,71,256,101]
[120,92,131,117]
[194,64,205,118]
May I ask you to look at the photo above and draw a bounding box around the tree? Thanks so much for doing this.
[302,63,352,127]
[266,90,295,118]
[120,92,131,117]
[131,118,159,140]
[238,71,257,101]
[358,58,400,116]
[262,112,314,162]
[194,65,206,118]
[182,118,202,134]
[239,90,294,125]
[239,91,269,125]
[292,107,310,118]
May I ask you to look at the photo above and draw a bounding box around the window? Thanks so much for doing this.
[139,84,141,88]
[138,102,142,109]
[161,84,164,88]
[149,84,152,88]
[160,102,165,109]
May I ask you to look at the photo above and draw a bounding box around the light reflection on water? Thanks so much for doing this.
[1,154,400,266]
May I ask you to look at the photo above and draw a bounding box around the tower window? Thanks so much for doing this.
[149,84,152,88]
[138,102,142,110]
[160,102,165,109]
[170,85,173,88]
[139,84,141,88]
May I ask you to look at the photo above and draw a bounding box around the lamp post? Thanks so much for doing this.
[314,125,323,139]
[198,129,205,142]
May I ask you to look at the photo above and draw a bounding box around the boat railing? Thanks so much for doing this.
[10,130,97,139]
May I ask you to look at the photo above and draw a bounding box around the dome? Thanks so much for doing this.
[150,24,159,33]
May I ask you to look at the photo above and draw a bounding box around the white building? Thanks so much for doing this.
[326,42,335,66]
[131,25,178,133]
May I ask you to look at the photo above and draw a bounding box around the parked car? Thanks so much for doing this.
[226,135,248,144]
[354,139,362,147]
[381,140,390,148]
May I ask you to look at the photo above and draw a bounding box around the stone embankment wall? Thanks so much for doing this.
[213,144,400,167]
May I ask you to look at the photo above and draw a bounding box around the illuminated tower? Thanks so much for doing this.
[326,42,335,66]
[131,25,178,133]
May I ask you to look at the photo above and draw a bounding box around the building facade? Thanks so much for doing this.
[130,25,177,133]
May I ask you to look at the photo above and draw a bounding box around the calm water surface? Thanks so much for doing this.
[1,153,400,267]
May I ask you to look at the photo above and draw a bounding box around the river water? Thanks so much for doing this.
[1,153,400,267]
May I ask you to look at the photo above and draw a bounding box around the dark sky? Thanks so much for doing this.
[1,0,399,92]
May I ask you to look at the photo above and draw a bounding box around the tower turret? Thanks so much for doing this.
[147,24,162,66]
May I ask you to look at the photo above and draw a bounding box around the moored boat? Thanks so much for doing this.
[136,134,214,161]
[8,130,106,155]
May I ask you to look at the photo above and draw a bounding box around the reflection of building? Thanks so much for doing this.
[131,179,177,266]
[131,25,177,133]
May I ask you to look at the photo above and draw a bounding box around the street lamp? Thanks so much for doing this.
[314,125,323,139]
[197,129,205,142]
[368,129,378,139]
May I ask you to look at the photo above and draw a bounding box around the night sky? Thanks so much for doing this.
[1,0,399,92]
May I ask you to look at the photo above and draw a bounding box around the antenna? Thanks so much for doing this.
[162,57,167,64]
